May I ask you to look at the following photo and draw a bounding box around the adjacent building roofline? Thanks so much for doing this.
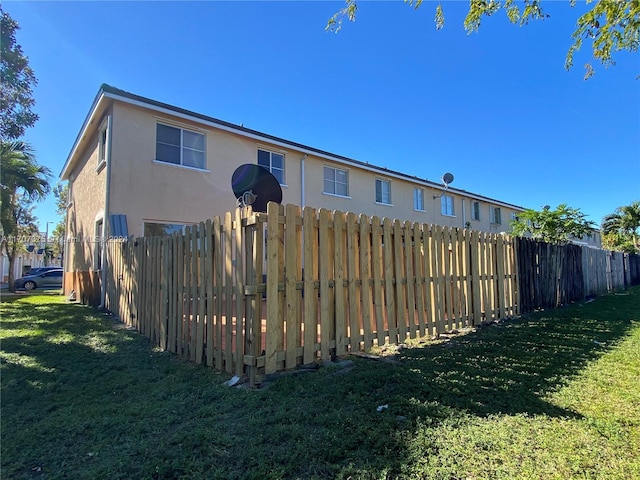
[61,84,525,211]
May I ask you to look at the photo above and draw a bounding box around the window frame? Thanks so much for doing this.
[143,221,187,237]
[155,123,206,170]
[414,188,425,211]
[441,194,455,217]
[257,148,286,185]
[67,180,73,208]
[97,119,108,172]
[94,218,104,271]
[472,201,481,221]
[491,206,502,225]
[323,165,350,197]
[375,178,392,205]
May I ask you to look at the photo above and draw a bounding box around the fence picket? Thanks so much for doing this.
[285,204,301,369]
[371,216,385,345]
[196,222,206,365]
[213,216,223,369]
[404,220,417,340]
[360,214,374,349]
[205,219,214,367]
[393,219,407,342]
[265,202,284,374]
[347,212,360,352]
[333,210,348,356]
[101,203,639,382]
[303,207,319,364]
[382,218,396,344]
[319,208,333,360]
[224,212,234,372]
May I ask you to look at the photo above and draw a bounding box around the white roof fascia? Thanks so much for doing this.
[60,91,108,179]
[79,90,524,212]
[101,91,448,186]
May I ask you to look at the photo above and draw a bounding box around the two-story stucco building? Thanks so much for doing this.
[60,84,527,304]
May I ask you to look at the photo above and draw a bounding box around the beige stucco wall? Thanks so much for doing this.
[65,111,109,273]
[105,102,520,238]
[302,159,519,233]
[107,103,306,237]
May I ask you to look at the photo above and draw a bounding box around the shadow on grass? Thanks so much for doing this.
[391,296,635,418]
[1,297,238,479]
[246,289,640,478]
[1,289,638,479]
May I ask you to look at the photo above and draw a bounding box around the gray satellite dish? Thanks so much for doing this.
[231,164,283,213]
[433,172,455,199]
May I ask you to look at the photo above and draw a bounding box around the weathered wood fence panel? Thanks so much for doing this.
[515,238,584,313]
[105,204,639,385]
[582,248,628,296]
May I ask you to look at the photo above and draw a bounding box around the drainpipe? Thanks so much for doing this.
[462,199,466,229]
[300,154,308,207]
[98,113,113,309]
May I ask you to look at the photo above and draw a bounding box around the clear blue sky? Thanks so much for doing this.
[5,0,640,233]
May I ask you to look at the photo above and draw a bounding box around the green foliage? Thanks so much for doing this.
[1,140,51,290]
[0,7,39,141]
[601,201,640,252]
[566,0,640,79]
[326,0,639,79]
[51,183,69,260]
[50,221,66,260]
[1,141,51,236]
[53,182,68,216]
[510,203,596,244]
[326,0,358,33]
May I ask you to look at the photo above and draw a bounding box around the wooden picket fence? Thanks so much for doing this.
[105,203,519,385]
[515,238,584,312]
[104,203,640,385]
[582,248,630,296]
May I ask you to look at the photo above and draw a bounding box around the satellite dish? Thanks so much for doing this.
[433,172,455,199]
[231,164,282,213]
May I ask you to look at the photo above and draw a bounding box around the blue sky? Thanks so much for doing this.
[5,0,640,232]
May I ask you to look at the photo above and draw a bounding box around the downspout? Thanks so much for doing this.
[98,113,113,309]
[462,199,466,229]
[300,154,308,207]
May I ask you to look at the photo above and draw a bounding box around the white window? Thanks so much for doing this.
[414,188,424,211]
[375,179,391,205]
[492,207,502,224]
[441,195,454,216]
[156,124,205,169]
[94,218,103,270]
[323,166,349,196]
[257,149,285,184]
[97,121,108,169]
[143,222,186,236]
[472,201,480,221]
[67,181,73,207]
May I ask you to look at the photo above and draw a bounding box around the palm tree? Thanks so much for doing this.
[601,201,640,253]
[1,140,52,291]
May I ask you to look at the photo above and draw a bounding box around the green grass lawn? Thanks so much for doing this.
[2,288,639,479]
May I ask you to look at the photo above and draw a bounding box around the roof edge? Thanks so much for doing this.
[61,84,525,211]
[59,84,111,180]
